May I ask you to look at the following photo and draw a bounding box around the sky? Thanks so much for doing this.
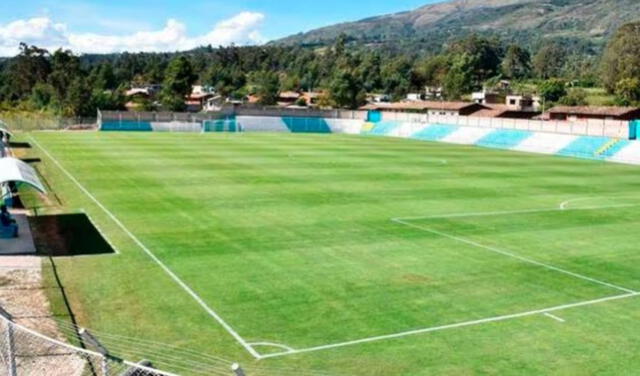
[0,0,438,56]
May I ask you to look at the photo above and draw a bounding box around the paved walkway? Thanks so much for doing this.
[0,214,37,255]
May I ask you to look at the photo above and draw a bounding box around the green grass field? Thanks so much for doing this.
[24,131,640,375]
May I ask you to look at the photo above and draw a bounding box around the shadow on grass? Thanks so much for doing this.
[8,142,31,149]
[29,213,115,256]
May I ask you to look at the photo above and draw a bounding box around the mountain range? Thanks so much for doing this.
[276,0,640,52]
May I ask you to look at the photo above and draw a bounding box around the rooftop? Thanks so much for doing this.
[362,101,483,112]
[548,106,640,117]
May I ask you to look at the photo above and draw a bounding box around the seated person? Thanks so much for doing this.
[0,205,17,238]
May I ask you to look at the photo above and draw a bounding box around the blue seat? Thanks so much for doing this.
[0,224,17,239]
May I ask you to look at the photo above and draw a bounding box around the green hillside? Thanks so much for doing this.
[276,0,640,51]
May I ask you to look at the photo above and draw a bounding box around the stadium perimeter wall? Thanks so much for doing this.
[98,110,640,165]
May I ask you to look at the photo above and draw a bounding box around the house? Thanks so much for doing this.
[471,104,539,119]
[301,92,322,107]
[125,84,162,98]
[361,101,488,116]
[191,85,215,96]
[277,91,302,107]
[425,86,443,100]
[369,94,391,103]
[543,106,640,121]
[472,90,503,105]
[505,95,541,112]
[204,95,225,112]
[186,86,216,112]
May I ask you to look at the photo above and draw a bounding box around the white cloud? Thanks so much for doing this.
[0,12,266,56]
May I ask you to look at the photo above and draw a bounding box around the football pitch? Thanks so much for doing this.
[27,131,640,375]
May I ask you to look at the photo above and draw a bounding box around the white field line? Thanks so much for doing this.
[559,197,607,211]
[560,196,640,211]
[29,136,261,359]
[392,218,637,294]
[261,292,640,359]
[395,203,640,221]
[543,312,565,323]
[248,342,295,353]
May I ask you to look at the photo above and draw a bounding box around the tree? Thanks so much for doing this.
[601,22,640,92]
[615,78,640,105]
[447,34,504,86]
[501,45,531,79]
[91,89,126,111]
[533,43,566,79]
[329,70,366,109]
[161,56,197,111]
[30,83,57,109]
[381,57,413,100]
[539,79,567,103]
[93,62,117,91]
[64,77,93,116]
[415,55,449,87]
[443,54,475,99]
[48,49,82,103]
[6,44,51,100]
[252,71,280,105]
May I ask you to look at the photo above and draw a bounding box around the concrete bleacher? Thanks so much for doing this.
[365,121,400,136]
[557,136,612,159]
[475,130,533,150]
[411,124,459,142]
[512,133,577,155]
[0,214,36,255]
[441,126,493,145]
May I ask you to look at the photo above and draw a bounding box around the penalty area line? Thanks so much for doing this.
[260,292,640,359]
[392,218,637,294]
[29,136,262,359]
[543,312,565,323]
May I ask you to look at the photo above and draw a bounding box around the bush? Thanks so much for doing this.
[539,79,567,103]
[614,78,640,105]
[559,88,587,106]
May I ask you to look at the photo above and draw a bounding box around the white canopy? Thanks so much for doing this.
[0,126,11,138]
[0,157,46,193]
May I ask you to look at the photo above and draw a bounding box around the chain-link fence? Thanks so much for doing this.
[0,311,177,376]
[0,113,96,132]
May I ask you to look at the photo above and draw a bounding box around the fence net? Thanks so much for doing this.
[0,316,176,376]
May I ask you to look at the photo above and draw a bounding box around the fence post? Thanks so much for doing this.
[231,363,246,376]
[0,307,16,376]
[80,328,111,376]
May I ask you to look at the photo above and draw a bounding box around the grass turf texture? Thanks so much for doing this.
[25,131,640,375]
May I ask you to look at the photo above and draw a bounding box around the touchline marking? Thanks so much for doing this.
[392,218,637,294]
[543,312,565,323]
[395,203,640,221]
[29,136,261,359]
[260,292,639,359]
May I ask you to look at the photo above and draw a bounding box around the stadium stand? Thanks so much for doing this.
[98,111,640,165]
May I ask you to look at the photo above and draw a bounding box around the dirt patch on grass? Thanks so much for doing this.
[401,273,433,284]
